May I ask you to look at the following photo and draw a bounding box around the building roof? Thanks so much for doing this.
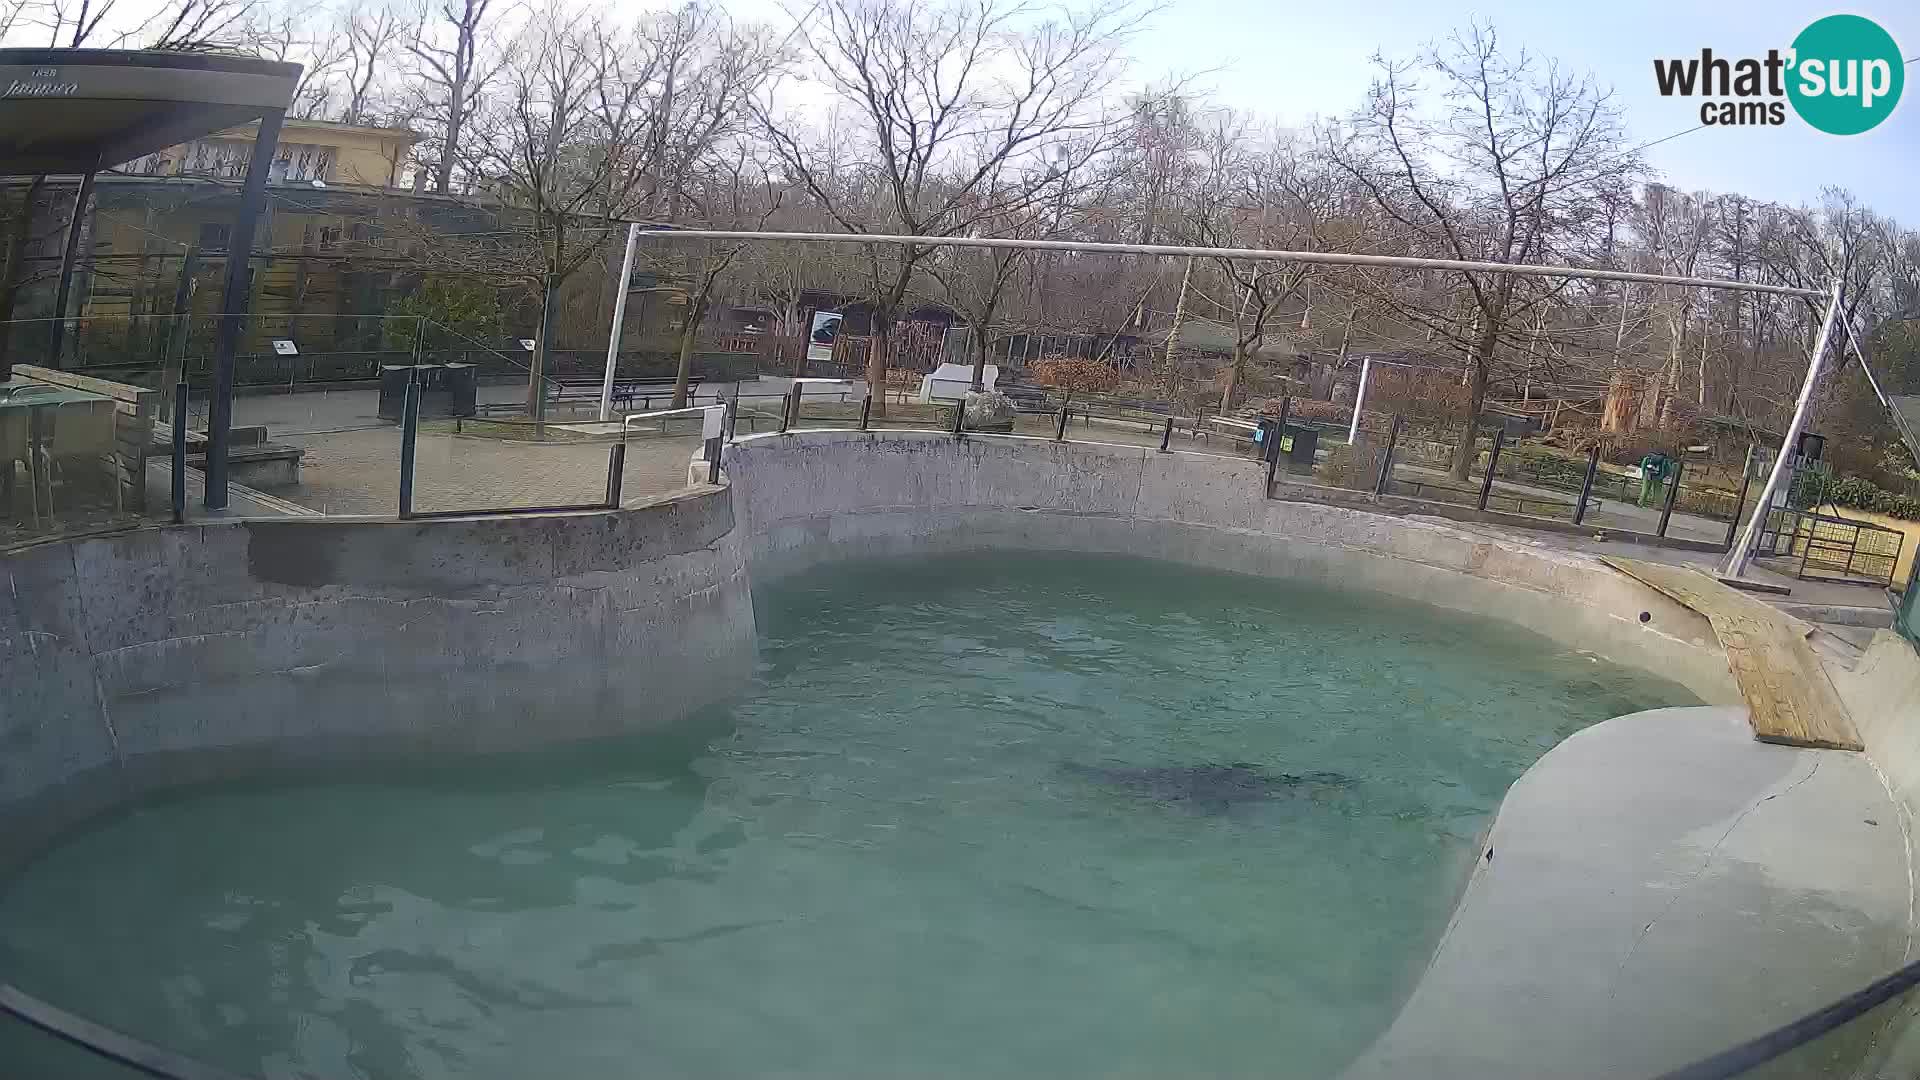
[213,116,421,143]
[0,48,300,175]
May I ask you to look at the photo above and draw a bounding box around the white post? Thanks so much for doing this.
[599,221,642,422]
[1348,355,1371,445]
[1724,277,1844,579]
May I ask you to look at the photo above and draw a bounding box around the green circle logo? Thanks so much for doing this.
[1787,14,1904,135]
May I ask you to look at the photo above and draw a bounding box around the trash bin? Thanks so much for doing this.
[442,363,477,418]
[377,365,414,421]
[1254,417,1284,462]
[1284,425,1319,474]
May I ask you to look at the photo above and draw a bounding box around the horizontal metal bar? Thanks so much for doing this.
[1,983,253,1080]
[638,230,1825,299]
[621,406,711,427]
[398,502,616,520]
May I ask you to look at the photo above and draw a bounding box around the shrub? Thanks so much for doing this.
[1814,471,1920,520]
[1029,356,1120,395]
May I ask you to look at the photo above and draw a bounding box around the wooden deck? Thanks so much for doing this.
[1601,556,1863,751]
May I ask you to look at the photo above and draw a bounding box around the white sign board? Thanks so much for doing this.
[271,339,298,355]
[520,338,537,351]
[918,362,996,404]
[701,405,725,440]
[806,311,843,363]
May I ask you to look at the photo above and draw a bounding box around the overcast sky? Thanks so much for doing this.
[13,0,1914,220]
[1110,0,1919,220]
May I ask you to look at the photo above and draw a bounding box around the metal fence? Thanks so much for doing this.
[1751,507,1906,588]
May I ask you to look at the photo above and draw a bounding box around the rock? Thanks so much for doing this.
[962,390,1015,432]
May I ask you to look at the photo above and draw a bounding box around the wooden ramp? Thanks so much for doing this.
[1601,557,1863,751]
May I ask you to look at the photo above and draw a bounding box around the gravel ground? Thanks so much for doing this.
[279,427,705,515]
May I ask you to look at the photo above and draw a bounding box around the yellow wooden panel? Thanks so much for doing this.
[1601,556,1863,751]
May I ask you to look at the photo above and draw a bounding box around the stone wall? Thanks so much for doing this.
[0,487,754,868]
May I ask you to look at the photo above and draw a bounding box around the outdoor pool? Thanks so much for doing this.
[0,553,1695,1078]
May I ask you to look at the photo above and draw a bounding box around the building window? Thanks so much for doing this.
[181,140,250,179]
[275,145,335,183]
[198,223,230,252]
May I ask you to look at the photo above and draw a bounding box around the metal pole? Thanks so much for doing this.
[1477,428,1506,511]
[170,381,187,525]
[46,163,98,368]
[1574,446,1601,526]
[1725,446,1756,551]
[1159,416,1173,452]
[604,442,626,508]
[598,222,641,422]
[398,377,420,518]
[158,248,199,419]
[205,109,285,510]
[1055,404,1070,441]
[1375,415,1403,496]
[1658,459,1685,538]
[1725,277,1845,578]
[637,229,1826,299]
[779,385,797,433]
[859,393,872,431]
[1348,355,1371,444]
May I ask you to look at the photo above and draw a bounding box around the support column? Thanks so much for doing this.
[46,162,99,368]
[204,111,282,507]
[1724,277,1844,579]
[205,110,284,510]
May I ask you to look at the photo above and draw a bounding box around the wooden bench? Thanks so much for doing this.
[12,364,157,512]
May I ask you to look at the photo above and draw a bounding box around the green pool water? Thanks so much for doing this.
[0,553,1694,1079]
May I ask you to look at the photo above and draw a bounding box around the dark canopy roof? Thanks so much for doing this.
[0,48,300,175]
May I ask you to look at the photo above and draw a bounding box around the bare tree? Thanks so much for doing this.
[1330,22,1641,478]
[754,0,1144,415]
[1181,119,1343,413]
[404,0,505,194]
[341,2,404,124]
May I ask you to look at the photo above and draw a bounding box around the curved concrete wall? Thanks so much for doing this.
[724,429,1739,704]
[0,487,755,868]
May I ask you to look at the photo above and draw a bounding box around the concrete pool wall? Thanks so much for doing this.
[723,429,1740,704]
[0,487,755,870]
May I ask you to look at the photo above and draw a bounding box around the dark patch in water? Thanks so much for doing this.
[1060,762,1349,816]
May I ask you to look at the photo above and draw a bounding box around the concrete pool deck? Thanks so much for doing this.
[1346,706,1911,1080]
[4,425,1918,1076]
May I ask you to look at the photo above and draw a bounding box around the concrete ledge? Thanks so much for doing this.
[1345,706,1911,1080]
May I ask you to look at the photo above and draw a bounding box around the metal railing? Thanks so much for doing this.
[1751,507,1906,588]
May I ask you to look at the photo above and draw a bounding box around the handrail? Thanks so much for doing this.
[0,982,255,1080]
[621,405,714,431]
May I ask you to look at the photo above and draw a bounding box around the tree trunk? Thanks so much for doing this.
[1450,353,1490,481]
[671,294,705,409]
[867,317,890,419]
[1220,345,1247,415]
[526,271,557,419]
[971,329,989,392]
